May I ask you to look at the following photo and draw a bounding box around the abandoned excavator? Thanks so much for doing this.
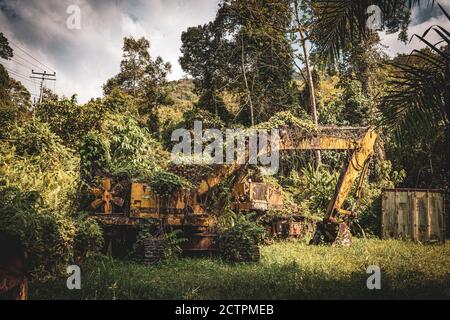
[88,125,378,254]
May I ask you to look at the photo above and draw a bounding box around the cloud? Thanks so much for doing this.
[1,1,448,103]
[0,0,219,103]
[121,14,148,39]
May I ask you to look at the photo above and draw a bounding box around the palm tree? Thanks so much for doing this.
[380,4,449,139]
[310,0,448,138]
[310,0,418,63]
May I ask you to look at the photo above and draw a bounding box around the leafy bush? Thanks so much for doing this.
[0,120,103,278]
[163,229,186,260]
[36,96,106,148]
[0,127,78,214]
[73,212,104,262]
[217,214,266,263]
[147,170,191,198]
[0,187,76,278]
[255,110,314,131]
[279,156,405,236]
[13,120,68,159]
[101,113,169,177]
[181,107,225,130]
[281,164,339,219]
[0,188,104,278]
[79,132,111,181]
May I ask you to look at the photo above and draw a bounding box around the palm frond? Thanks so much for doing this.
[380,5,449,142]
[311,0,433,63]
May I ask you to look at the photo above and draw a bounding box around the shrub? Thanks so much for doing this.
[100,113,169,177]
[128,225,186,262]
[0,188,104,278]
[13,120,68,159]
[217,214,266,263]
[73,212,104,262]
[79,132,111,181]
[0,187,76,278]
[147,170,191,198]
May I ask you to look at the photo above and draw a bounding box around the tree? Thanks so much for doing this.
[9,79,32,113]
[103,36,172,131]
[0,32,13,60]
[380,6,449,189]
[310,0,412,64]
[36,94,106,148]
[337,32,388,96]
[0,66,17,139]
[180,0,295,125]
[0,34,30,137]
[180,22,232,121]
[0,33,13,100]
[381,17,449,138]
[104,37,151,97]
[290,0,322,165]
[0,64,10,102]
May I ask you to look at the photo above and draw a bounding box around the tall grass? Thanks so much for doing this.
[30,239,450,299]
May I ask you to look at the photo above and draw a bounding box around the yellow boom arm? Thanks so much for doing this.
[194,126,378,221]
[324,128,378,219]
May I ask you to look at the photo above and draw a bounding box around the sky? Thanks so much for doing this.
[0,0,449,103]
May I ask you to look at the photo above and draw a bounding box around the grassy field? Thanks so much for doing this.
[30,239,450,300]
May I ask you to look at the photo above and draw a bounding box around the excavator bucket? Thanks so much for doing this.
[310,221,352,246]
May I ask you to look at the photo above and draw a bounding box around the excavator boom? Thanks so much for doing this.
[325,128,378,219]
[193,125,379,245]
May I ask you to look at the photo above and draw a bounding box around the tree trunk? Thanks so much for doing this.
[299,31,321,166]
[241,37,254,126]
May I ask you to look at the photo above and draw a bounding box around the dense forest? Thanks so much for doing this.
[0,0,448,287]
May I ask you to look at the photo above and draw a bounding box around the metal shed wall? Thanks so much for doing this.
[381,189,445,243]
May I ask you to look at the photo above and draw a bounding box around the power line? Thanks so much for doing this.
[9,40,55,73]
[2,66,41,99]
[2,65,36,81]
[11,53,46,72]
[1,53,46,73]
[2,58,31,71]
[8,72,39,86]
[3,66,30,78]
[2,64,41,100]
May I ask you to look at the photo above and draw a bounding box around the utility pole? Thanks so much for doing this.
[30,69,56,104]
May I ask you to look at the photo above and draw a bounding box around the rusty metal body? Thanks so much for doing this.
[231,181,283,212]
[381,188,445,243]
[272,215,315,239]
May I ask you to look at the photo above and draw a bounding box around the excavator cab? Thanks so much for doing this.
[231,180,283,212]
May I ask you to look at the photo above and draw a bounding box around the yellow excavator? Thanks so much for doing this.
[192,125,378,245]
[89,125,378,248]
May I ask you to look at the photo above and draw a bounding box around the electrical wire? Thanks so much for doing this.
[11,53,46,72]
[8,40,55,73]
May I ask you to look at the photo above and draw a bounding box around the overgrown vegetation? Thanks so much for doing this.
[147,171,191,198]
[0,1,448,298]
[217,214,266,262]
